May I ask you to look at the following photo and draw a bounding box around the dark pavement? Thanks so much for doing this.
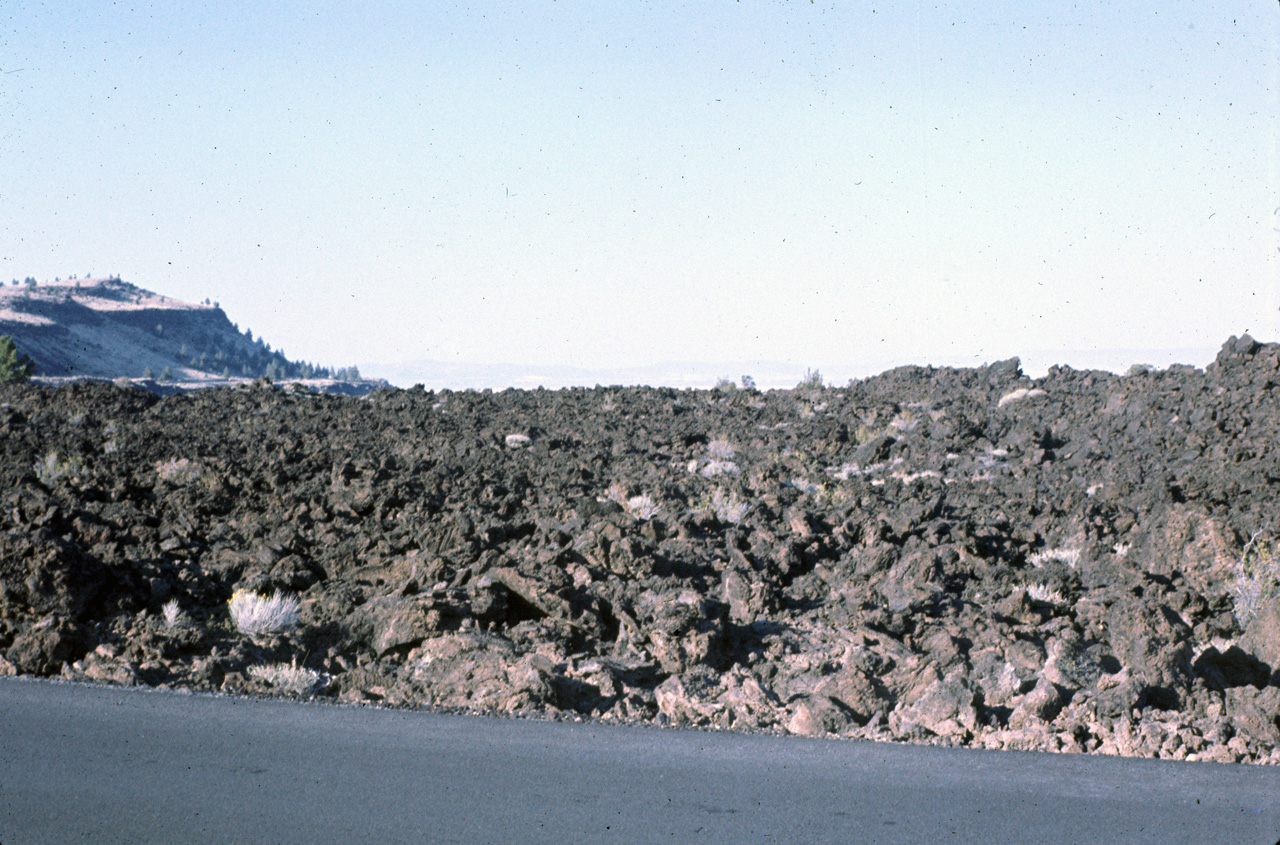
[1,677,1277,844]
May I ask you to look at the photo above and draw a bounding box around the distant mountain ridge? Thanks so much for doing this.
[0,277,353,383]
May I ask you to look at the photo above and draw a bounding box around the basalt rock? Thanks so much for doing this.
[3,336,1280,763]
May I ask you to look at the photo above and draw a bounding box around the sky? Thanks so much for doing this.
[2,2,1277,384]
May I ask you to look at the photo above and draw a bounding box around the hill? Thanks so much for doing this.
[0,276,358,384]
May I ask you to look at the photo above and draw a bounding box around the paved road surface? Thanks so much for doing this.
[1,677,1277,844]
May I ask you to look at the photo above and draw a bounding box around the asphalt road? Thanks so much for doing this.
[1,676,1277,844]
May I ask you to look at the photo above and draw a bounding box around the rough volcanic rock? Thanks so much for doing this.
[6,615,87,674]
[1240,597,1280,679]
[3,335,1280,764]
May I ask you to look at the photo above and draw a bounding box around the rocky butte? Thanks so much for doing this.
[0,276,376,393]
[1,320,1278,763]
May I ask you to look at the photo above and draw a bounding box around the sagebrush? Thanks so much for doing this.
[1232,531,1280,626]
[228,590,300,636]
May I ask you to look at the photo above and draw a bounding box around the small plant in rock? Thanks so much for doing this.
[34,451,84,486]
[707,439,736,460]
[625,493,660,520]
[34,452,61,485]
[228,589,300,637]
[1027,547,1080,569]
[887,409,919,432]
[1026,583,1068,607]
[248,658,325,696]
[709,488,750,524]
[690,441,740,478]
[788,477,821,496]
[161,598,193,630]
[694,459,739,479]
[607,481,661,520]
[1232,531,1280,626]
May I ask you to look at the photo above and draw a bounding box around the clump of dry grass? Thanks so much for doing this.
[1232,531,1280,626]
[161,598,191,630]
[710,488,750,524]
[228,590,299,636]
[248,660,325,695]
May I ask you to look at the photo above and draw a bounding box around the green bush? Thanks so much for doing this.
[0,335,35,383]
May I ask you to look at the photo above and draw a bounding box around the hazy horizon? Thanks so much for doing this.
[360,343,1226,391]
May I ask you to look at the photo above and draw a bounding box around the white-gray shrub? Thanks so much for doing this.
[711,488,750,524]
[34,451,83,486]
[1232,531,1280,626]
[625,493,660,520]
[228,589,300,636]
[788,477,821,495]
[161,598,189,629]
[698,460,739,478]
[1026,583,1067,606]
[1028,547,1080,569]
[707,439,736,460]
[248,661,324,695]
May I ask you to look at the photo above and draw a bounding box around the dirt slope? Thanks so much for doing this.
[2,334,1279,763]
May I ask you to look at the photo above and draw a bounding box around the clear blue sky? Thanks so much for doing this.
[2,2,1276,378]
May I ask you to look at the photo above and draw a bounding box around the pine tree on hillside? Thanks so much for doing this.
[0,335,35,383]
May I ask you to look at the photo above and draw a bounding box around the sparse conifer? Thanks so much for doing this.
[0,335,35,383]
